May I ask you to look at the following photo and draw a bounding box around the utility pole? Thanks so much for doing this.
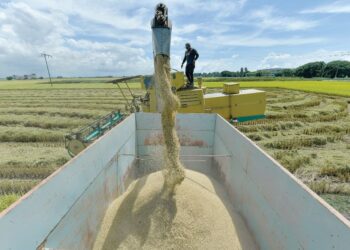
[41,53,53,86]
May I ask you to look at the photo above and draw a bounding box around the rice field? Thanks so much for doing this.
[229,88,350,220]
[204,80,350,97]
[0,78,349,220]
[0,84,144,211]
[0,78,139,89]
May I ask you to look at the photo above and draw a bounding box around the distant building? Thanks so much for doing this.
[12,73,37,80]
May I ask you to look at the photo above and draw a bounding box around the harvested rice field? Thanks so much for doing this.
[230,88,350,220]
[1,84,349,221]
[0,86,144,211]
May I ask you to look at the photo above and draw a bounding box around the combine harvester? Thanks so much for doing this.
[1,4,350,250]
[64,74,266,157]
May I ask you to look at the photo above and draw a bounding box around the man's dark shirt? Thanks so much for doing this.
[182,48,199,65]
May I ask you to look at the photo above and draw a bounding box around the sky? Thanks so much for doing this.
[0,0,350,77]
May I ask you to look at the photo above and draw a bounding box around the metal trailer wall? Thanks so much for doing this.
[0,115,137,250]
[213,115,350,250]
[136,113,216,176]
[1,113,350,250]
[0,113,217,250]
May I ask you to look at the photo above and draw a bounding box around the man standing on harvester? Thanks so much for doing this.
[181,43,199,89]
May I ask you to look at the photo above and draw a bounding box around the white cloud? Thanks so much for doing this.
[259,50,350,69]
[301,1,350,14]
[196,58,239,72]
[0,2,153,77]
[261,52,291,63]
[0,0,249,77]
[173,24,200,34]
[197,35,325,47]
[0,0,342,76]
[250,6,318,31]
[167,0,247,17]
[12,0,151,31]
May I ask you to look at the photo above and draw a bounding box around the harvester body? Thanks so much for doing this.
[140,71,266,122]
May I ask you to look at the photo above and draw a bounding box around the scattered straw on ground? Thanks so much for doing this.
[93,170,257,250]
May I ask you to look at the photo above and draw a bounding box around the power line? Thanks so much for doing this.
[41,53,53,86]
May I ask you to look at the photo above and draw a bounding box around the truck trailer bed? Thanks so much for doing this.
[0,113,349,249]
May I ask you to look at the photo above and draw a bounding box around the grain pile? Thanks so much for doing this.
[93,170,257,250]
[153,54,185,194]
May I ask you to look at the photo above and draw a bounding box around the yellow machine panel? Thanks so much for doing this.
[205,93,230,107]
[230,89,266,117]
[223,83,240,94]
[172,72,186,90]
[204,90,266,119]
[204,93,230,119]
[140,76,146,90]
[177,89,204,113]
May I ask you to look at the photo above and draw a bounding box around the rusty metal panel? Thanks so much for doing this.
[213,115,350,250]
[0,114,137,250]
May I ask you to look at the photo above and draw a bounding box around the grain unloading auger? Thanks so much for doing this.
[64,76,142,157]
[64,110,124,157]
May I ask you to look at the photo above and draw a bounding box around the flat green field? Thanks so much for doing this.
[0,78,349,220]
[205,80,350,97]
[0,78,139,89]
[2,78,350,97]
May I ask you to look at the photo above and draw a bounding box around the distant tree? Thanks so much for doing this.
[221,71,233,77]
[282,69,294,77]
[240,67,244,77]
[244,67,248,77]
[6,76,13,80]
[274,72,283,77]
[255,71,263,77]
[323,60,350,78]
[295,61,325,78]
[246,72,256,77]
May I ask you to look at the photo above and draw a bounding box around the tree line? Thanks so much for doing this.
[194,60,350,78]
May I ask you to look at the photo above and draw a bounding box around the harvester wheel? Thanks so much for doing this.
[67,139,86,157]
